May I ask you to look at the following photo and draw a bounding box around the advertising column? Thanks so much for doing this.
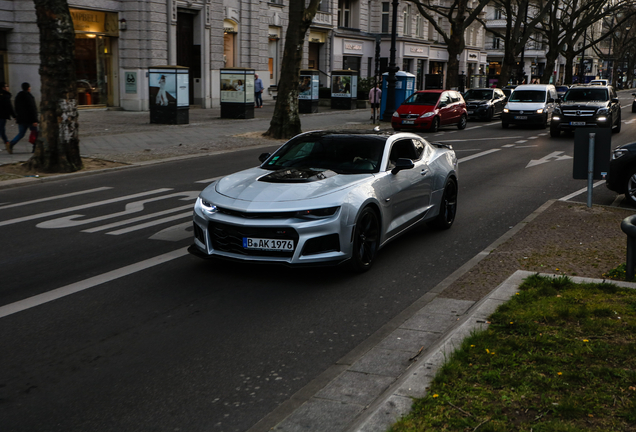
[331,70,358,110]
[298,70,319,113]
[149,66,189,124]
[220,68,255,119]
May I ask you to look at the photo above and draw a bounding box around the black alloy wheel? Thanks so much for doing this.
[626,168,636,206]
[486,106,494,121]
[429,178,458,230]
[349,207,380,272]
[430,117,440,132]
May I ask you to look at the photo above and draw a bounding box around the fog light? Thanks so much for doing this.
[597,116,608,122]
[552,116,560,121]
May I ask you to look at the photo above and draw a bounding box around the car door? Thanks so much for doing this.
[384,138,432,236]
[610,87,620,125]
[438,92,454,125]
[494,89,505,115]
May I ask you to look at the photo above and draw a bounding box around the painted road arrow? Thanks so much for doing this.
[526,151,573,168]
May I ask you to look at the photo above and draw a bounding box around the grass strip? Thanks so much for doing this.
[389,274,636,432]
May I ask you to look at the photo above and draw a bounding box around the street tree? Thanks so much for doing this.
[407,0,491,89]
[28,0,81,172]
[264,0,321,139]
[477,0,553,87]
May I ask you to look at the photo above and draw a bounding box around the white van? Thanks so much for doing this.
[590,79,609,86]
[501,84,558,129]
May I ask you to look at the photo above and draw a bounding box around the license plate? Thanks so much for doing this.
[467,110,474,115]
[402,120,414,125]
[570,122,586,126]
[514,116,527,120]
[243,237,294,251]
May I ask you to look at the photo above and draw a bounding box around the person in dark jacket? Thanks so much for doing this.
[7,82,38,154]
[0,82,16,152]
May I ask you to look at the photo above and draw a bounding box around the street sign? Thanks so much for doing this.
[125,72,137,94]
[573,128,610,180]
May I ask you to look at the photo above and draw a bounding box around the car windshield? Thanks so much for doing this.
[508,90,546,102]
[556,86,569,93]
[262,134,386,174]
[563,88,608,102]
[464,90,493,100]
[403,92,440,105]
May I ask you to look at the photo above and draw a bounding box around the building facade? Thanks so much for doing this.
[0,0,493,111]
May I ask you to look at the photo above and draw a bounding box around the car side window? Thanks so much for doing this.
[450,92,461,103]
[439,93,451,106]
[388,139,420,169]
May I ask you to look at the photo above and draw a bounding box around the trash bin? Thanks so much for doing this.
[220,68,255,119]
[149,66,189,125]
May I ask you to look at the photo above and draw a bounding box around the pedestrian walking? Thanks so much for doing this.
[254,73,264,108]
[369,83,382,120]
[0,82,16,152]
[7,82,38,154]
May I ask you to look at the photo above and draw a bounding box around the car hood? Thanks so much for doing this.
[396,105,435,114]
[559,101,608,109]
[210,167,370,202]
[505,102,545,111]
[465,98,490,104]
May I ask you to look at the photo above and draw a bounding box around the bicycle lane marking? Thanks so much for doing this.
[0,247,190,319]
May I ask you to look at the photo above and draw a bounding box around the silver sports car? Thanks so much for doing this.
[189,130,458,271]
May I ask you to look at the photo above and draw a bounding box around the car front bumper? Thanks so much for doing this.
[502,112,546,125]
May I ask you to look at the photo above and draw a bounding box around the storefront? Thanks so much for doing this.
[403,43,428,91]
[70,8,119,107]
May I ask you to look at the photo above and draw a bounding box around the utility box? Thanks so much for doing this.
[331,70,357,110]
[299,69,320,113]
[220,68,255,119]
[149,66,189,124]
[380,71,416,117]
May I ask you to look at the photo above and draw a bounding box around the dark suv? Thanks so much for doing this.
[550,85,621,137]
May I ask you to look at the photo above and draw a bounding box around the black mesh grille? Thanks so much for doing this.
[193,223,205,244]
[217,207,296,219]
[209,221,298,257]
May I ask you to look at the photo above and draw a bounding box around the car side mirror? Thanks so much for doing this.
[391,158,415,175]
[547,97,555,103]
[259,152,271,163]
[612,98,619,104]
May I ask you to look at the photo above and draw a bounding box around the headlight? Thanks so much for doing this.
[536,108,544,114]
[419,112,435,118]
[196,197,217,215]
[553,107,561,114]
[392,111,400,118]
[597,108,609,115]
[294,206,340,219]
[597,116,608,122]
[613,149,628,160]
[503,108,509,113]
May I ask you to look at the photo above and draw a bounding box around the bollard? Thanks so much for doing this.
[620,214,636,281]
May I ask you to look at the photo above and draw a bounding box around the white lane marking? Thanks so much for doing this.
[0,189,172,228]
[528,136,539,139]
[37,191,198,229]
[502,144,515,148]
[466,126,483,130]
[435,136,522,143]
[516,140,527,144]
[526,151,573,168]
[458,148,501,163]
[106,212,192,235]
[195,176,221,184]
[0,247,189,319]
[149,222,193,242]
[559,180,605,202]
[538,133,548,136]
[515,145,539,149]
[82,204,194,233]
[625,119,636,125]
[0,187,113,210]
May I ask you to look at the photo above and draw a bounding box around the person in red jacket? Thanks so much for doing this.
[7,82,38,154]
[0,82,16,151]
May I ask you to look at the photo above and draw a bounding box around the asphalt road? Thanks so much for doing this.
[1,95,634,432]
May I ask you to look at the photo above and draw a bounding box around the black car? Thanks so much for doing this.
[556,85,569,99]
[607,142,636,206]
[632,93,636,113]
[550,85,621,137]
[463,88,507,121]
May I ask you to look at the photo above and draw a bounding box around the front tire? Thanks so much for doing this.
[486,107,494,121]
[430,117,440,132]
[613,112,621,133]
[429,178,458,230]
[349,207,380,272]
[550,125,560,137]
[502,120,509,129]
[457,114,467,130]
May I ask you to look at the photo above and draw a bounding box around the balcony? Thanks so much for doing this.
[312,11,332,28]
[486,19,506,29]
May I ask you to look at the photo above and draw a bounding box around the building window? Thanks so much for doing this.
[403,5,411,36]
[494,8,503,19]
[338,0,351,27]
[381,2,390,33]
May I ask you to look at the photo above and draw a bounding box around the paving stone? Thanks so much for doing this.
[314,371,395,406]
[375,328,440,353]
[354,395,413,432]
[275,398,363,432]
[349,347,416,377]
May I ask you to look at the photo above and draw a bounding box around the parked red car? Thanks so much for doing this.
[392,90,468,132]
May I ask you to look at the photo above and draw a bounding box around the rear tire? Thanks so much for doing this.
[429,178,458,230]
[625,168,636,206]
[349,207,380,272]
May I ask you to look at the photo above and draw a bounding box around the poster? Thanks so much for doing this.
[149,71,176,106]
[221,72,255,103]
[312,75,319,100]
[331,75,352,98]
[299,75,312,100]
[177,71,189,107]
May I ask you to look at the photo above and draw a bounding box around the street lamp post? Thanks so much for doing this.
[382,0,399,122]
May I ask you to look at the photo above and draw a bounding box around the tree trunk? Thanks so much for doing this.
[540,48,559,84]
[265,0,320,139]
[499,49,517,88]
[563,52,575,85]
[28,0,81,172]
[446,30,464,90]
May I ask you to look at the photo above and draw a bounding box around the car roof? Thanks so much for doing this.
[413,89,445,94]
[466,88,495,91]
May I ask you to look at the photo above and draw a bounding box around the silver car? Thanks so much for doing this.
[189,130,458,271]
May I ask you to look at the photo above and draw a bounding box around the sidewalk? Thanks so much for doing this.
[0,103,377,166]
